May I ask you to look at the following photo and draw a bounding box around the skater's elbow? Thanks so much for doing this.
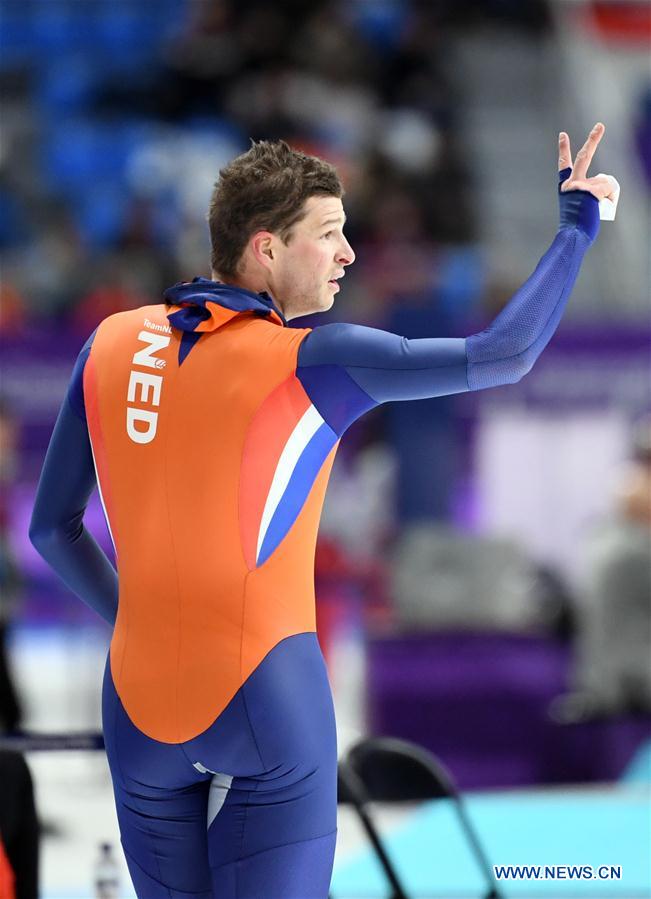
[505,352,536,384]
[469,351,536,389]
[29,519,56,557]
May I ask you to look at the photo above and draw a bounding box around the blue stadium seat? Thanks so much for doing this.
[31,6,94,55]
[35,55,100,115]
[0,188,29,247]
[71,183,128,248]
[41,120,134,191]
[0,10,35,69]
[93,8,159,65]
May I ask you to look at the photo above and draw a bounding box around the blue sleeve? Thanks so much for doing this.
[29,333,119,626]
[297,170,599,431]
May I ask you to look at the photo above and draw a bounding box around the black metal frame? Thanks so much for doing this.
[335,759,409,899]
[340,736,503,899]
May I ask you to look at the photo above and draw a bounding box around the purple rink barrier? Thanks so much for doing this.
[1,326,114,624]
[1,322,648,467]
[366,631,651,790]
[0,326,87,478]
[2,322,649,417]
[457,322,650,413]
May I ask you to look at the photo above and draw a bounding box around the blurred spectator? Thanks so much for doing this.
[71,257,154,336]
[552,418,651,722]
[634,82,651,189]
[390,523,538,632]
[0,0,476,329]
[0,399,23,734]
[0,751,39,899]
[11,206,87,319]
[0,281,26,335]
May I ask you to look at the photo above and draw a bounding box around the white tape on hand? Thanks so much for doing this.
[596,173,620,221]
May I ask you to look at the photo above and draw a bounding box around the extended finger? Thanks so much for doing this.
[558,131,572,172]
[572,122,605,181]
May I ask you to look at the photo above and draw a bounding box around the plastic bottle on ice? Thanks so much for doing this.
[93,842,120,899]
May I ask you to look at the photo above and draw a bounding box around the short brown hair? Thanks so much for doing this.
[208,140,343,280]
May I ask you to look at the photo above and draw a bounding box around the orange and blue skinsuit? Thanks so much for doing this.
[30,176,599,897]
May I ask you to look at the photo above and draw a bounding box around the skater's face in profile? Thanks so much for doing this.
[250,195,355,321]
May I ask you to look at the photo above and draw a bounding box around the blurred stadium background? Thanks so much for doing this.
[0,0,649,896]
